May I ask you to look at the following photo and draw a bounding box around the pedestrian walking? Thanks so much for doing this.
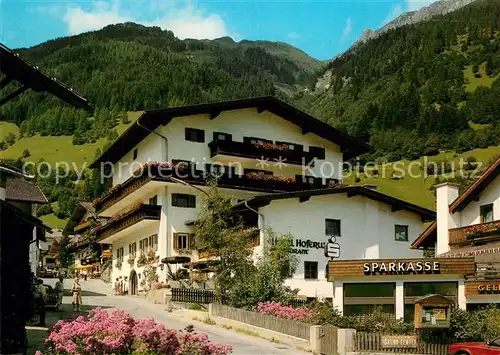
[72,277,82,311]
[33,278,46,326]
[83,269,88,281]
[55,276,64,311]
[114,278,119,295]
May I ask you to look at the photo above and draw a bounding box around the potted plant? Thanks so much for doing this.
[127,255,135,265]
[137,253,147,267]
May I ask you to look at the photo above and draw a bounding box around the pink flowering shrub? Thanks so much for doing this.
[255,302,315,322]
[39,308,232,354]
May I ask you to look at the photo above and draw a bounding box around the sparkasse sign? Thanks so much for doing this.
[363,261,440,275]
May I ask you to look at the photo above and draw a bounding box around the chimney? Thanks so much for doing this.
[435,183,460,255]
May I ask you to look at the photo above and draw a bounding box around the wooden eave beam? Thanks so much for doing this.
[257,107,265,114]
[209,111,221,120]
[392,205,403,212]
[0,85,28,106]
[0,76,13,90]
[347,191,357,198]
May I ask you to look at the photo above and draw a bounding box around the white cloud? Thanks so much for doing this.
[381,4,403,25]
[287,32,300,39]
[64,1,131,35]
[61,0,230,40]
[342,17,352,38]
[407,0,436,12]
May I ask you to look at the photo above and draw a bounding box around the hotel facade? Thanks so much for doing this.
[89,97,435,299]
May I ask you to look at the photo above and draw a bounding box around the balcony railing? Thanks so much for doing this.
[449,220,500,246]
[94,163,338,214]
[96,204,161,241]
[209,140,316,166]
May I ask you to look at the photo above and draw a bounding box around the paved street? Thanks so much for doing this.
[43,279,304,355]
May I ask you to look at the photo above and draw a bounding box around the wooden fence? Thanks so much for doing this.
[171,288,219,304]
[353,332,450,355]
[211,303,311,340]
[171,288,312,308]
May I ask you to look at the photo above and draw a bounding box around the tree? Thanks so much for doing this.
[58,234,73,268]
[22,149,30,158]
[195,181,298,308]
[5,132,16,146]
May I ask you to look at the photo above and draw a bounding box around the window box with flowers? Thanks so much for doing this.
[127,256,135,266]
[137,253,148,267]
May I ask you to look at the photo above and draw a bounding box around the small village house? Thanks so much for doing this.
[88,96,435,298]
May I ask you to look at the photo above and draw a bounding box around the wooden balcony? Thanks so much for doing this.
[209,140,316,166]
[94,163,336,214]
[449,220,500,246]
[467,262,500,281]
[96,204,161,241]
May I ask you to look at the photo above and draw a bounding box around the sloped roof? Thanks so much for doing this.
[411,157,500,249]
[6,178,47,203]
[239,185,436,221]
[90,96,371,168]
[411,221,437,249]
[0,42,92,110]
[450,157,500,213]
[63,201,95,236]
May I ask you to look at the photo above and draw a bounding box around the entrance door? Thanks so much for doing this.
[129,270,138,295]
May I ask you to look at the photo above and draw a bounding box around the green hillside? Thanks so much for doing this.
[300,0,500,162]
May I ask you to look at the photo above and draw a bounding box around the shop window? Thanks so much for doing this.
[172,194,196,208]
[404,282,457,297]
[149,195,158,205]
[395,225,409,241]
[185,128,205,143]
[325,219,341,236]
[481,204,494,223]
[304,261,318,279]
[344,283,395,298]
[344,304,395,319]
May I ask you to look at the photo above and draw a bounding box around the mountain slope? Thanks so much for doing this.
[301,0,500,162]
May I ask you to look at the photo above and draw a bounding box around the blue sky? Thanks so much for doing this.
[0,0,436,60]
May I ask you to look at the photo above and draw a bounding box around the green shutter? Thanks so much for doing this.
[189,234,196,250]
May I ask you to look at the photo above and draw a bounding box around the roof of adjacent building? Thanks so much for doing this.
[238,185,436,221]
[6,177,48,204]
[90,96,372,168]
[449,157,500,213]
[0,43,92,111]
[411,157,500,250]
[63,201,96,236]
[0,199,50,231]
[410,221,437,249]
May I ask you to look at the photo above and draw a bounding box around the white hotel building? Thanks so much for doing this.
[90,97,435,298]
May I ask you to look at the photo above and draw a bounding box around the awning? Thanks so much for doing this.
[101,250,112,258]
[161,256,191,264]
[75,264,93,269]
